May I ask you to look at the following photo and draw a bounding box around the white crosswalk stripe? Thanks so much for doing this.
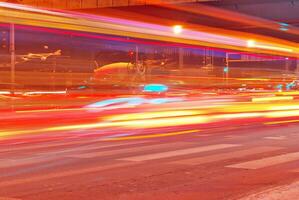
[0,197,21,200]
[68,142,192,159]
[171,146,283,165]
[0,162,133,188]
[0,157,57,168]
[0,141,151,168]
[0,140,93,153]
[1,137,297,176]
[264,136,286,140]
[227,151,299,169]
[118,144,241,162]
[0,137,144,154]
[38,140,151,156]
[290,168,299,173]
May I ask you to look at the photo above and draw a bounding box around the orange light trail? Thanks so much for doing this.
[0,2,298,58]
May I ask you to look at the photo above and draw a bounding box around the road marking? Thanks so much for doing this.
[0,140,149,154]
[102,130,199,141]
[0,197,21,200]
[172,146,283,165]
[196,134,211,137]
[68,142,191,159]
[0,140,93,153]
[227,151,299,169]
[264,136,286,140]
[0,157,58,168]
[119,144,241,162]
[0,141,151,168]
[39,140,151,155]
[224,135,245,139]
[290,168,299,173]
[0,162,133,188]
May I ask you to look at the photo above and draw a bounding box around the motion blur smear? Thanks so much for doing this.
[0,2,299,141]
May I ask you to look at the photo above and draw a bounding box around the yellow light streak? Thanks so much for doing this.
[105,110,202,121]
[253,44,293,52]
[264,119,299,125]
[213,112,264,120]
[247,39,294,52]
[4,102,299,140]
[252,96,293,102]
[102,129,199,141]
[0,115,209,139]
[268,105,299,111]
[276,91,299,96]
[265,110,299,118]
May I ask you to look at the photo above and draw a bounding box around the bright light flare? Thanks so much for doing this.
[247,40,255,47]
[172,25,183,35]
[0,91,10,95]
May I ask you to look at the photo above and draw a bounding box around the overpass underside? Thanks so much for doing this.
[2,0,214,9]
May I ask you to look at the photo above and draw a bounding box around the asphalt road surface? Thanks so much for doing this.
[1,122,299,200]
[1,92,299,200]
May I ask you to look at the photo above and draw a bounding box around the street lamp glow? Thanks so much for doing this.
[247,40,255,47]
[173,25,183,35]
